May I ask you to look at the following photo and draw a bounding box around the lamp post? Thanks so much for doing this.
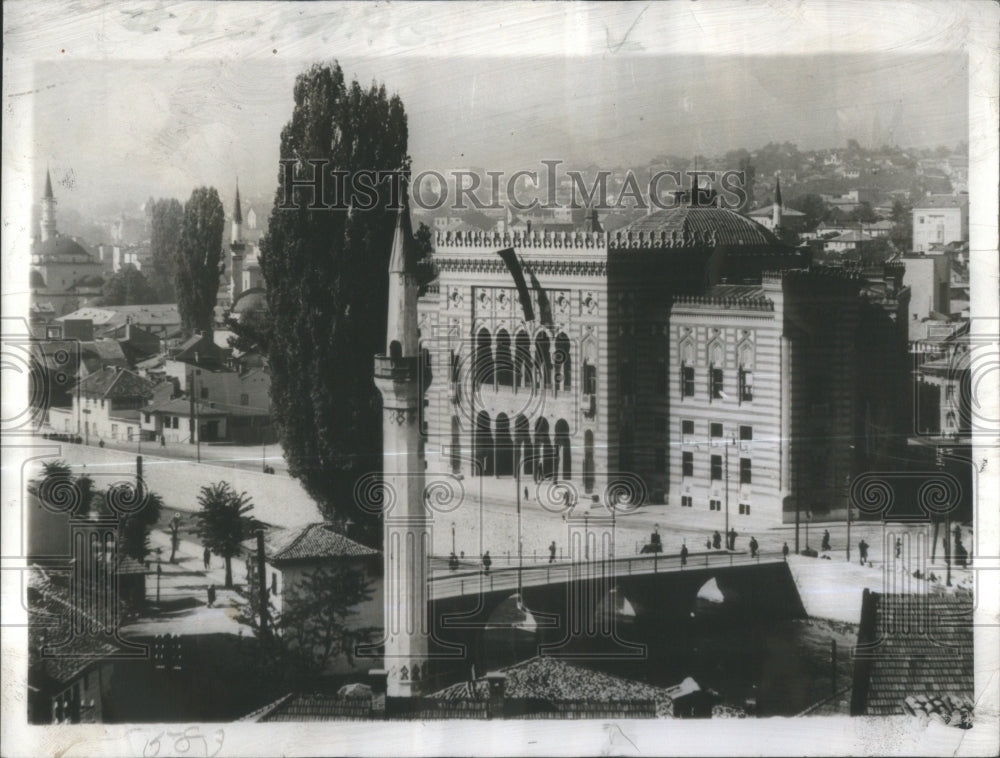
[262,442,266,473]
[451,521,456,555]
[806,511,813,551]
[584,511,590,561]
[724,433,736,541]
[156,547,163,604]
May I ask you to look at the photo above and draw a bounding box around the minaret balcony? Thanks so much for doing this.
[374,354,419,382]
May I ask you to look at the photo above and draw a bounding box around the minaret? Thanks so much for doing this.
[772,174,783,232]
[373,206,429,698]
[41,169,57,242]
[230,183,245,300]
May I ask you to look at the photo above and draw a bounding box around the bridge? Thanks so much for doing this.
[422,550,806,680]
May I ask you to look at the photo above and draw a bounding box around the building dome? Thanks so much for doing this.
[621,206,781,249]
[231,287,268,318]
[33,235,93,261]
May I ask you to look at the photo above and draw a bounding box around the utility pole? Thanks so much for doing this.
[256,529,270,642]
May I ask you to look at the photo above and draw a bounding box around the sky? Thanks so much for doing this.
[3,2,974,218]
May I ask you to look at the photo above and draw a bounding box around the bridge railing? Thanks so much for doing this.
[429,549,784,598]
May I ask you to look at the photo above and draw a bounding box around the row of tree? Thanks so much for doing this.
[99,190,225,339]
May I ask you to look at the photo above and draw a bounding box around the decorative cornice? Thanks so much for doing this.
[673,294,775,311]
[433,228,721,250]
[432,256,607,277]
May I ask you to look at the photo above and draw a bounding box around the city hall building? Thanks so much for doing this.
[416,202,908,526]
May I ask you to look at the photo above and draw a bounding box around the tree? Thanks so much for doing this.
[224,305,272,355]
[193,482,263,588]
[890,199,913,252]
[789,193,828,230]
[100,264,159,306]
[149,198,184,301]
[175,187,225,337]
[259,61,409,543]
[851,202,878,224]
[239,562,377,689]
[113,487,164,561]
[33,460,98,517]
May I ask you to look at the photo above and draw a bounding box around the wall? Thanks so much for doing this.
[23,442,322,529]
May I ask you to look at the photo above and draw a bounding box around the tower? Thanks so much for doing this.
[373,206,429,698]
[772,174,783,233]
[230,183,245,300]
[41,169,57,242]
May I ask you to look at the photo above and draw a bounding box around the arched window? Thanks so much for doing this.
[514,331,531,389]
[475,328,493,387]
[535,332,552,389]
[495,330,513,387]
[555,419,572,481]
[495,414,514,476]
[474,411,493,477]
[389,340,402,359]
[583,430,595,493]
[554,333,572,391]
[514,415,532,477]
[534,418,553,481]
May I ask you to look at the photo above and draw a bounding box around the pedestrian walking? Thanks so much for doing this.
[524,487,529,501]
[712,531,722,550]
[705,537,712,549]
[894,538,902,559]
[680,542,688,566]
[207,584,216,608]
[169,516,181,563]
[821,529,831,552]
[858,538,869,565]
[449,552,459,572]
[749,536,759,558]
[782,542,790,560]
[160,435,166,447]
[728,528,738,551]
[548,541,557,564]
[203,547,211,570]
[482,551,492,574]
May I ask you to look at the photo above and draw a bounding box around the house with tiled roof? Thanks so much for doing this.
[912,194,968,253]
[851,589,974,726]
[240,523,382,676]
[47,366,155,441]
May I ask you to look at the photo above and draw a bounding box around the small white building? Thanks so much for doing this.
[242,523,382,675]
[912,195,968,253]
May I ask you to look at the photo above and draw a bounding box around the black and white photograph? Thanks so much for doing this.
[2,2,998,756]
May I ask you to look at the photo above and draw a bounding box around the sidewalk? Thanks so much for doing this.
[122,527,253,638]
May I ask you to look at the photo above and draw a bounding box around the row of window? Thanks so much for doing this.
[681,497,751,514]
[681,452,752,483]
[681,364,754,402]
[680,421,753,441]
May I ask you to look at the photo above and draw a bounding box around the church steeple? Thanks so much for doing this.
[41,168,58,242]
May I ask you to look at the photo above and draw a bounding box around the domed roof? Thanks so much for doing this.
[33,235,93,261]
[620,206,780,248]
[232,287,268,316]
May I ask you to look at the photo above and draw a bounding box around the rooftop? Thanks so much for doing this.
[78,366,154,400]
[853,590,973,718]
[913,194,968,210]
[621,205,780,248]
[251,523,379,563]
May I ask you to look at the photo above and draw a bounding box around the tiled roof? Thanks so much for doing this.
[914,194,968,210]
[244,693,375,722]
[429,656,677,716]
[621,206,780,248]
[28,578,124,685]
[853,590,973,718]
[78,367,154,400]
[747,203,805,217]
[264,523,379,563]
[143,397,228,417]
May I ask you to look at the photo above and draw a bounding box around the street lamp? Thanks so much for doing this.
[451,521,456,555]
[155,546,163,604]
[805,511,813,551]
[584,510,591,561]
[723,433,736,542]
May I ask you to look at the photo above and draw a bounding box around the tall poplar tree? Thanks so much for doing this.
[175,187,225,336]
[149,197,183,301]
[260,61,409,543]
